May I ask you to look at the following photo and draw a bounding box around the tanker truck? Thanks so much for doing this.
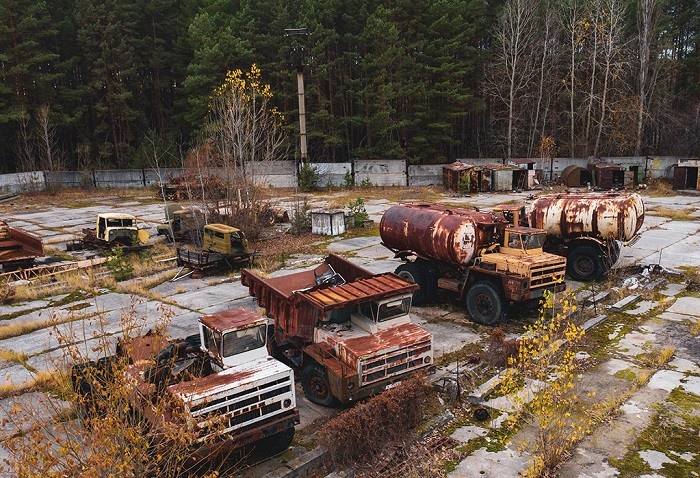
[380,204,567,325]
[493,192,645,281]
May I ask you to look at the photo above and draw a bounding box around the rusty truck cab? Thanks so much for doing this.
[198,308,268,371]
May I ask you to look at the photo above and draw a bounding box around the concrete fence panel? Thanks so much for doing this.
[354,159,406,186]
[312,163,351,187]
[408,164,443,186]
[0,171,45,194]
[94,169,146,187]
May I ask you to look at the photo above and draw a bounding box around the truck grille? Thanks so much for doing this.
[530,262,566,289]
[189,376,293,440]
[359,339,432,386]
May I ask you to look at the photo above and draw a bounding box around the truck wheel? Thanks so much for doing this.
[395,261,432,305]
[568,245,604,281]
[258,426,295,456]
[465,281,507,326]
[301,362,337,407]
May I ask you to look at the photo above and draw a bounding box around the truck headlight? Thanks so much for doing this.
[347,381,355,390]
[424,356,431,364]
[283,399,292,408]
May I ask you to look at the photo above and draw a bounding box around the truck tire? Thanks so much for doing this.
[395,261,433,305]
[568,245,605,281]
[301,362,337,407]
[465,281,507,326]
[258,426,295,456]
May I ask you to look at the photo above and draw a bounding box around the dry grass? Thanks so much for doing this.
[0,370,57,399]
[0,313,89,341]
[646,206,698,221]
[643,179,676,197]
[253,233,316,272]
[0,349,29,364]
[690,320,700,336]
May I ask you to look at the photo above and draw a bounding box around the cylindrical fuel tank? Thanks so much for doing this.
[527,192,644,241]
[380,204,499,265]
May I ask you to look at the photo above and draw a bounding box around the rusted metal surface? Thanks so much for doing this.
[591,162,625,189]
[299,274,417,312]
[561,165,593,187]
[243,257,418,343]
[527,192,645,241]
[0,221,44,265]
[442,162,474,192]
[338,323,431,362]
[380,204,503,266]
[199,308,265,334]
[673,166,700,190]
[315,321,433,388]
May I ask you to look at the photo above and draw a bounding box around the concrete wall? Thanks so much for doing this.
[312,163,351,187]
[0,156,688,193]
[0,171,45,194]
[355,159,407,186]
[408,164,443,186]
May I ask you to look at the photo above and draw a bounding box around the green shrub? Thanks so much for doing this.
[298,162,318,192]
[105,246,133,282]
[347,197,369,227]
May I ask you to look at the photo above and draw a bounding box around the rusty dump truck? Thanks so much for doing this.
[494,192,645,281]
[0,221,44,269]
[380,204,567,325]
[242,254,434,406]
[72,308,299,461]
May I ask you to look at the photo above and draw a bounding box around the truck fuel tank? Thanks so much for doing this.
[380,204,502,265]
[527,192,644,241]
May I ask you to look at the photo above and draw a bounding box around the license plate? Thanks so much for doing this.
[385,381,401,390]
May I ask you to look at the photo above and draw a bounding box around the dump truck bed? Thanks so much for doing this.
[242,254,418,343]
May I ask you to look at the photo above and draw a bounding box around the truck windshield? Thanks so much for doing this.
[106,218,134,228]
[222,325,266,357]
[377,297,411,322]
[202,326,222,356]
[522,233,546,250]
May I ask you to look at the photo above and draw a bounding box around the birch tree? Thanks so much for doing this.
[204,65,287,235]
[556,0,587,157]
[484,0,540,158]
[635,0,660,155]
[593,0,627,156]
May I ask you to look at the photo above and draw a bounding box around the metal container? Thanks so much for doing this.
[527,192,644,241]
[380,204,500,265]
[311,211,346,236]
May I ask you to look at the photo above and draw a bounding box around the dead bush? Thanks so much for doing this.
[321,375,429,468]
[485,327,518,368]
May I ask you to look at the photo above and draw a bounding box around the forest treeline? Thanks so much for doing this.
[0,0,697,172]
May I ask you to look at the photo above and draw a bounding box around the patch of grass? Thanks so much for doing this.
[0,370,57,399]
[0,312,92,341]
[435,342,484,367]
[646,206,698,221]
[636,344,675,368]
[614,369,638,382]
[43,246,74,261]
[609,406,700,478]
[690,320,700,336]
[0,349,29,364]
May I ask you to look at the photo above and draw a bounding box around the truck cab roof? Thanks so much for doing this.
[199,308,266,334]
[98,213,137,220]
[204,223,241,234]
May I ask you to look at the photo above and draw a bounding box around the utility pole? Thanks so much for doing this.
[285,28,309,164]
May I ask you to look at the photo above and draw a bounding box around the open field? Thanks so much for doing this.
[0,186,699,477]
